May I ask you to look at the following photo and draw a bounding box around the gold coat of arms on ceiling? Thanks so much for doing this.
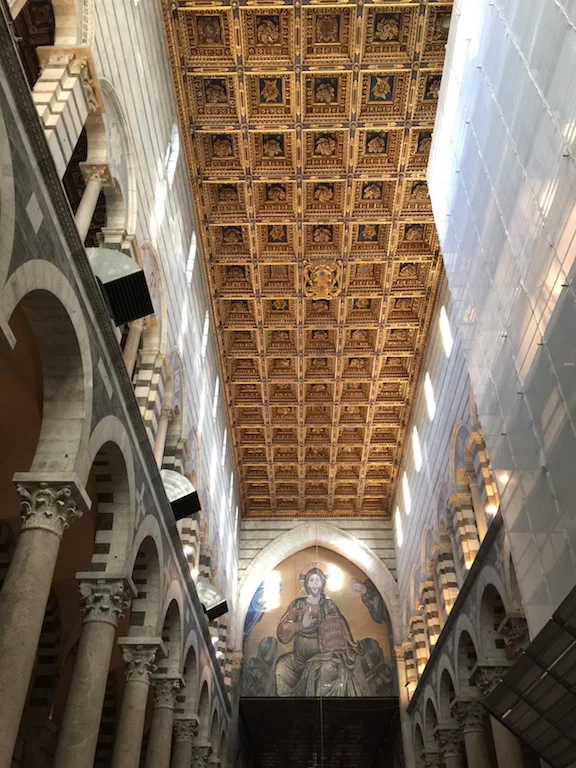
[303,260,342,300]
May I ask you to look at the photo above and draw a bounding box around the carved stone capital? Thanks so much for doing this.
[451,698,485,731]
[191,745,212,768]
[121,644,159,683]
[499,615,529,653]
[79,162,114,187]
[473,665,508,698]
[173,717,199,743]
[151,676,184,709]
[393,645,405,663]
[15,480,84,538]
[160,407,175,422]
[421,750,443,768]
[436,727,464,757]
[77,575,136,626]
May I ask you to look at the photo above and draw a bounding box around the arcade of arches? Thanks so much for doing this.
[1,0,576,767]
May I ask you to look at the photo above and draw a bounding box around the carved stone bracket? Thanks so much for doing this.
[472,665,509,698]
[121,643,161,683]
[151,676,185,709]
[15,478,86,538]
[436,726,464,758]
[451,698,485,732]
[79,162,114,188]
[36,46,104,114]
[77,574,136,626]
[191,745,212,768]
[499,615,529,653]
[173,717,199,743]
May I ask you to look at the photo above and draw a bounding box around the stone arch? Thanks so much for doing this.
[139,243,167,354]
[197,681,211,743]
[234,521,401,647]
[209,708,220,756]
[177,637,199,718]
[0,261,93,474]
[98,78,138,240]
[159,598,183,676]
[423,696,438,744]
[413,721,425,765]
[454,625,479,694]
[438,666,456,722]
[127,536,162,636]
[450,423,471,489]
[478,583,509,664]
[80,416,137,572]
[0,101,15,291]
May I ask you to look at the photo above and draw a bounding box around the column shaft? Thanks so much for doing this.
[469,480,488,541]
[463,729,492,768]
[0,528,61,768]
[111,679,150,768]
[123,320,144,379]
[75,178,103,243]
[171,739,193,768]
[491,717,525,768]
[54,577,134,768]
[445,754,465,768]
[144,707,174,768]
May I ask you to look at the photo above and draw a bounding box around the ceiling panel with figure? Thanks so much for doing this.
[162,0,452,517]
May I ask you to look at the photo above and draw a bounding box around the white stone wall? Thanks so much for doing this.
[429,0,576,636]
[91,0,239,604]
[392,277,472,632]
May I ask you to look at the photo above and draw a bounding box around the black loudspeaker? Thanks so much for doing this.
[170,489,201,522]
[87,248,154,327]
[204,600,228,621]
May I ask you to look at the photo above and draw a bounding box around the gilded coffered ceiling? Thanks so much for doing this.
[162,0,450,518]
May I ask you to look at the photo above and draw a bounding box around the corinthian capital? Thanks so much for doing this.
[436,727,464,757]
[15,479,84,538]
[451,698,484,731]
[78,575,136,625]
[499,615,529,653]
[173,717,199,743]
[472,665,508,698]
[121,643,160,682]
[191,745,212,768]
[79,162,113,187]
[152,676,184,709]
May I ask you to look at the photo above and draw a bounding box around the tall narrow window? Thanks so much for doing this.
[402,472,411,515]
[395,506,404,548]
[412,426,422,472]
[439,305,453,358]
[212,376,220,419]
[221,428,228,467]
[424,372,436,421]
[200,311,210,361]
[185,232,197,284]
[164,123,180,187]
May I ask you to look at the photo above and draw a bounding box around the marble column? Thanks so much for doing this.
[437,727,466,768]
[76,164,113,243]
[54,575,136,768]
[191,745,212,768]
[394,646,416,768]
[0,478,87,768]
[144,677,184,768]
[111,640,165,768]
[491,717,525,768]
[123,318,145,378]
[452,699,492,768]
[154,408,174,469]
[467,474,488,541]
[171,718,198,768]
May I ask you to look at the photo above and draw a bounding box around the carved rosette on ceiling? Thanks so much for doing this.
[303,260,342,300]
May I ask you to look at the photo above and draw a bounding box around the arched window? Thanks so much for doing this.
[164,123,180,187]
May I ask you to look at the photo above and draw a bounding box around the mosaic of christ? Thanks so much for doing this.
[242,547,396,698]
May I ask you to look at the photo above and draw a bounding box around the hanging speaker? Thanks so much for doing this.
[161,469,201,522]
[87,247,154,326]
